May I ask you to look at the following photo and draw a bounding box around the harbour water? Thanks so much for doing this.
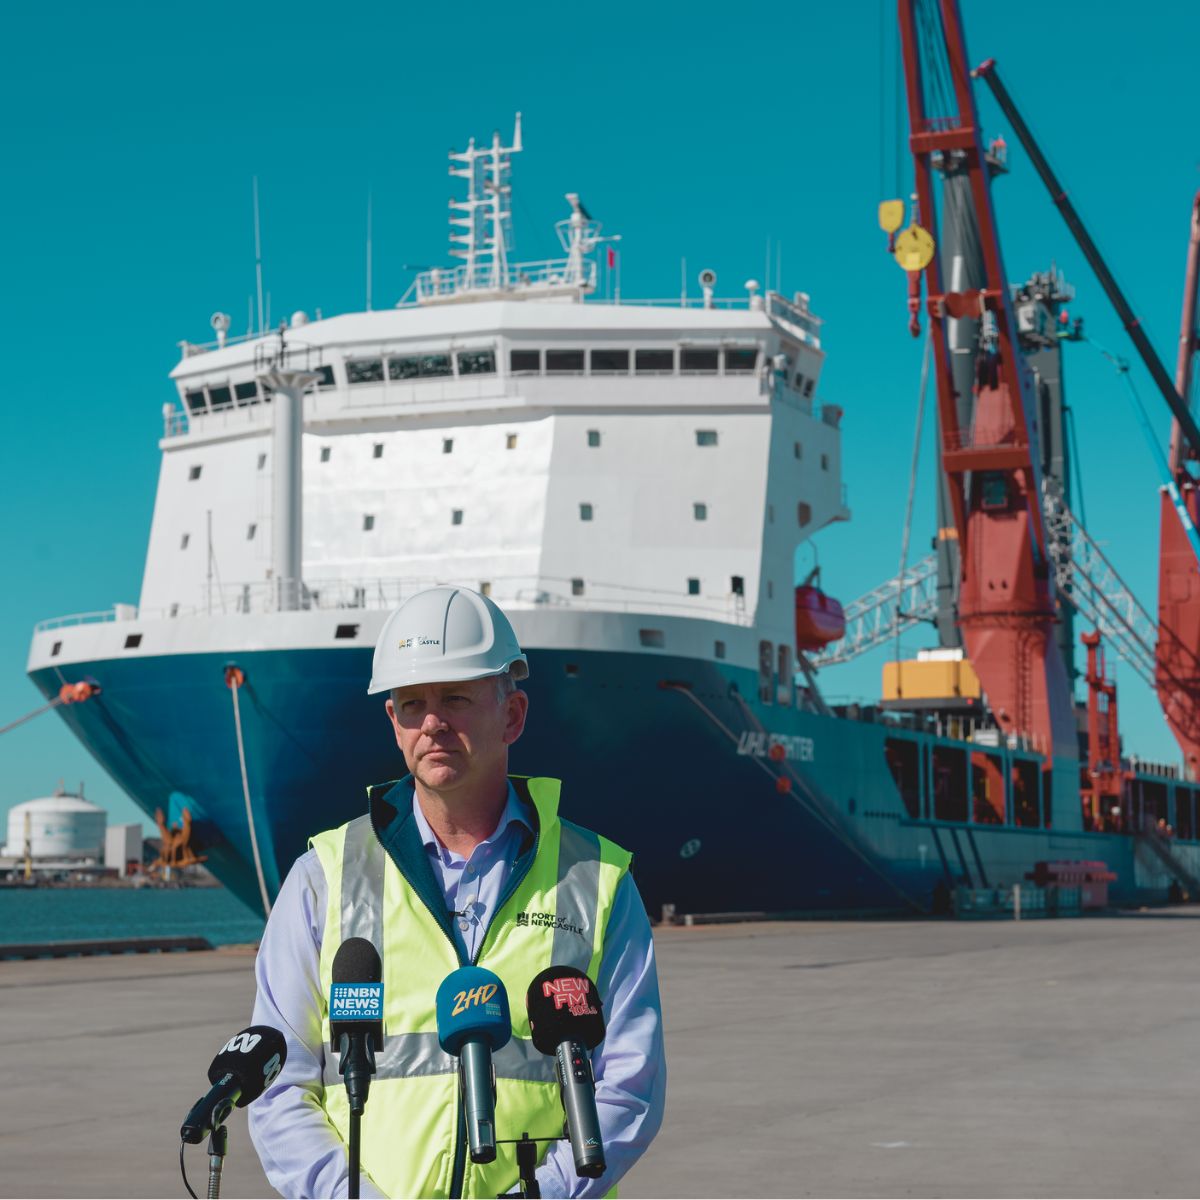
[0,887,264,947]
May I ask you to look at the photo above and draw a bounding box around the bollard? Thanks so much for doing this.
[1013,883,1021,921]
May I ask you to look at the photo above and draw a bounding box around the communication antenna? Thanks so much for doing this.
[366,190,373,312]
[253,177,265,336]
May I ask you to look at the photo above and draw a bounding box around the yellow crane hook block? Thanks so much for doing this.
[893,223,935,271]
[878,199,905,233]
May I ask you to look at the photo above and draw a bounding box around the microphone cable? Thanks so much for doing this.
[179,1139,198,1200]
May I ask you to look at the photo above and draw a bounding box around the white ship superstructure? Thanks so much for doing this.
[127,119,846,671]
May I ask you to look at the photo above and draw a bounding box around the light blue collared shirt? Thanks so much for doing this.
[248,782,666,1199]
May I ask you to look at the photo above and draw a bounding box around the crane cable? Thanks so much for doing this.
[895,328,933,665]
[225,667,272,917]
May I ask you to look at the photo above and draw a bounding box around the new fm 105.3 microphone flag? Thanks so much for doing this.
[180,1025,287,1144]
[436,965,512,1164]
[330,937,385,1117]
[526,966,607,1179]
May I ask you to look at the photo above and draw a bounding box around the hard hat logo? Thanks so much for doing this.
[368,587,529,694]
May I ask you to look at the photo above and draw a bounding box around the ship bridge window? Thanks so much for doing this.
[184,390,207,414]
[681,348,719,374]
[695,430,718,446]
[590,349,629,374]
[635,348,674,374]
[443,438,454,454]
[803,377,815,398]
[348,358,385,384]
[687,578,700,595]
[510,349,541,374]
[373,442,384,458]
[587,430,601,448]
[388,353,451,379]
[208,385,233,411]
[458,349,495,375]
[932,746,967,822]
[724,347,758,373]
[316,364,336,388]
[884,738,922,818]
[971,751,1004,824]
[257,453,267,470]
[579,503,594,521]
[1012,759,1039,827]
[234,381,258,404]
[188,465,202,481]
[546,349,585,374]
[693,502,708,521]
[320,446,332,463]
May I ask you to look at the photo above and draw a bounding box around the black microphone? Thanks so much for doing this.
[180,1025,287,1143]
[526,966,607,1179]
[330,938,385,1116]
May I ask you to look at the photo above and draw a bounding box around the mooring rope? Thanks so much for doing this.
[226,667,272,917]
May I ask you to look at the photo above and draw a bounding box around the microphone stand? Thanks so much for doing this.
[206,1125,228,1200]
[495,1133,566,1199]
[348,1111,361,1200]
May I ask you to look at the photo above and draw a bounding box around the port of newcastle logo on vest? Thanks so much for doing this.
[516,910,585,937]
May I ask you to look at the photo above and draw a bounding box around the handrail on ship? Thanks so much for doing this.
[34,575,755,632]
[175,288,822,358]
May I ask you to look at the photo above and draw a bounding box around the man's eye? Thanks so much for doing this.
[400,701,421,714]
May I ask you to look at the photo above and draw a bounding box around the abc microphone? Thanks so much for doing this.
[180,1025,287,1143]
[435,966,511,1164]
[526,966,607,1179]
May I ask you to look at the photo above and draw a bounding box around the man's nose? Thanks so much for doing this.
[420,708,450,734]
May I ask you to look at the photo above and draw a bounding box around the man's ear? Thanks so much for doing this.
[502,689,529,746]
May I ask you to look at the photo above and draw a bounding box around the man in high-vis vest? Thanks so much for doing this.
[248,586,666,1198]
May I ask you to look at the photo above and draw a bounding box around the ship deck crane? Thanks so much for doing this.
[897,0,1076,756]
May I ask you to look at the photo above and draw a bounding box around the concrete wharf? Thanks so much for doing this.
[1,913,1196,1197]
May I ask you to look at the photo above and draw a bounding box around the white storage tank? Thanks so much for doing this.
[4,787,106,860]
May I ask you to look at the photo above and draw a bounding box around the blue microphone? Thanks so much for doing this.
[436,966,511,1164]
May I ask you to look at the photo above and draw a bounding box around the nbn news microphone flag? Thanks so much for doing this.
[330,982,384,1022]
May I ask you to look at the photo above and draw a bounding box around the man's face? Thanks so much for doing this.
[385,677,528,794]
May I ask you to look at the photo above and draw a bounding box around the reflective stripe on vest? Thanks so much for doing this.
[311,776,631,1199]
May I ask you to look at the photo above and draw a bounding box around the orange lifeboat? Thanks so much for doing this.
[795,585,845,651]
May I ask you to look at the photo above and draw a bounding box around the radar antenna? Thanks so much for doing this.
[447,113,521,292]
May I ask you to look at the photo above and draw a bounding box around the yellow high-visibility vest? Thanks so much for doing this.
[310,775,632,1198]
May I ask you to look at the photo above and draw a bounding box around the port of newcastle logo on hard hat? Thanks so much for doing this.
[397,637,442,650]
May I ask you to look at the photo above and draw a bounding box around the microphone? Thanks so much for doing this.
[435,966,511,1164]
[180,1026,287,1143]
[526,966,607,1179]
[330,938,385,1116]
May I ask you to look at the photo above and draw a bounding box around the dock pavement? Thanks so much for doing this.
[1,912,1197,1198]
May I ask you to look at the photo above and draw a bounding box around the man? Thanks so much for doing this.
[249,586,666,1197]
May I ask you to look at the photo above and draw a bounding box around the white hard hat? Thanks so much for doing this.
[368,586,529,695]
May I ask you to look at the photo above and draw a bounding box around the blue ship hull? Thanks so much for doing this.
[29,646,1194,917]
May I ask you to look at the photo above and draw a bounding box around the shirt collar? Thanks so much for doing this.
[410,779,532,864]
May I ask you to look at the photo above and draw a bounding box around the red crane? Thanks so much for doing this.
[1156,193,1200,776]
[896,0,1076,756]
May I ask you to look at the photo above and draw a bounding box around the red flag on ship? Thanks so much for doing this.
[607,246,616,268]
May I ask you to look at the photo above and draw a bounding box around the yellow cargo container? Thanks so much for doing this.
[882,656,981,702]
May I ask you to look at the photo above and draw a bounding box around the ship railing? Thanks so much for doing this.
[404,259,598,304]
[37,577,757,629]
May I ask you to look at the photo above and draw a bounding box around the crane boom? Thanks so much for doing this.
[972,60,1200,462]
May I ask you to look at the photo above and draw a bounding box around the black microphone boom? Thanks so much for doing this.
[526,966,607,1180]
[180,1026,287,1144]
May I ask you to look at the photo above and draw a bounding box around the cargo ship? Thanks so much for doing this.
[26,45,1200,919]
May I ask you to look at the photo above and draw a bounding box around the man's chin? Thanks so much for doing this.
[416,761,467,789]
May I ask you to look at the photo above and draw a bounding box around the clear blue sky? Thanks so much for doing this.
[2,1,1198,834]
